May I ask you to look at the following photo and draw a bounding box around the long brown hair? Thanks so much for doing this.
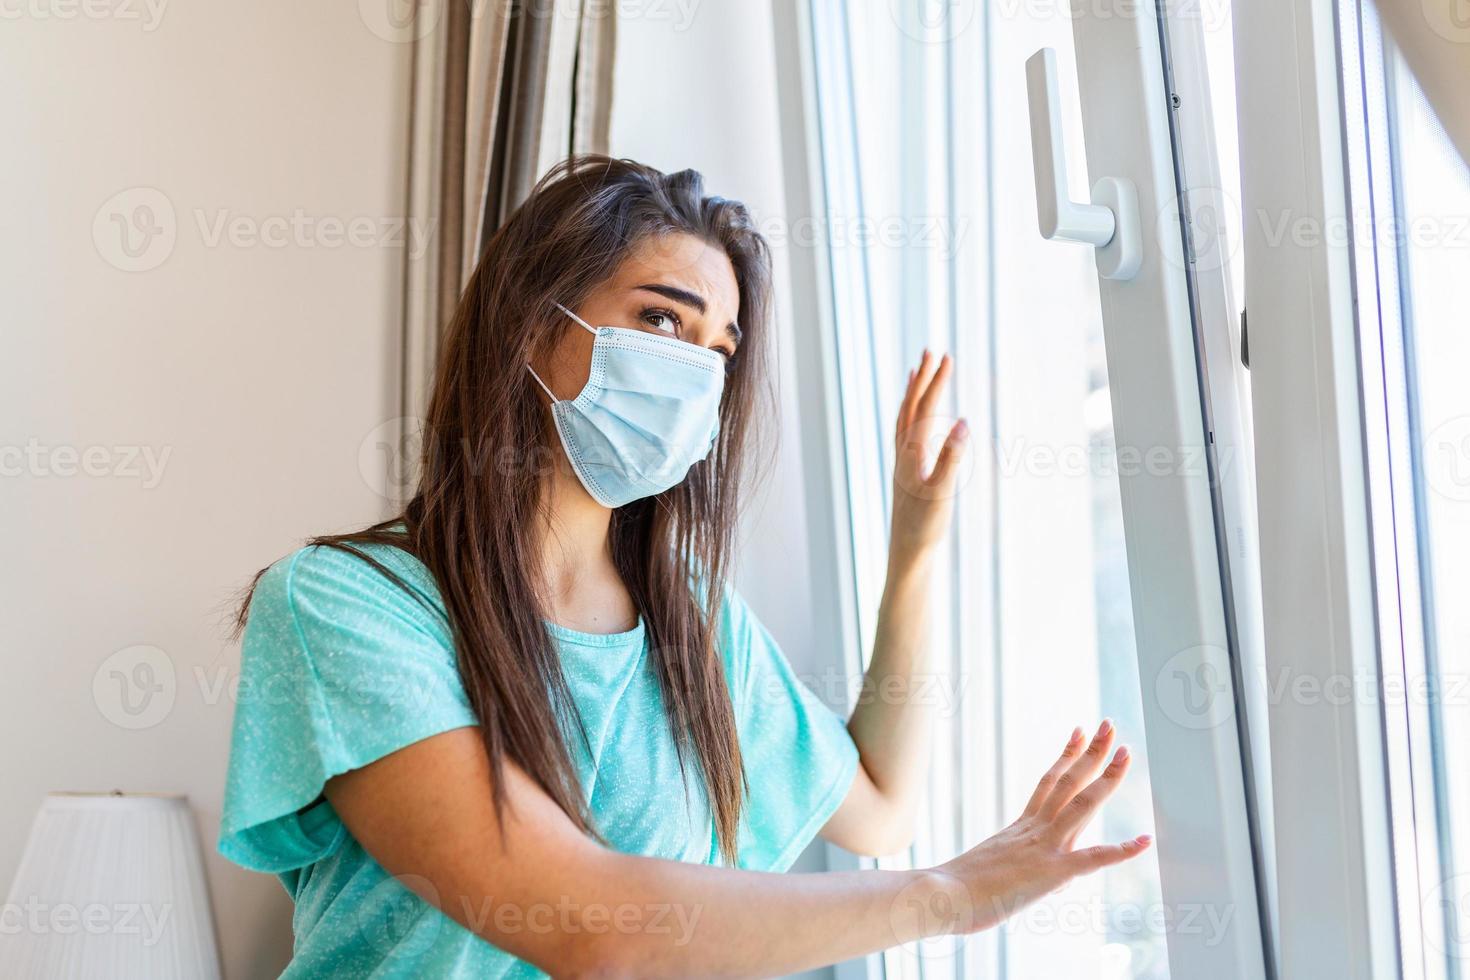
[238,156,773,863]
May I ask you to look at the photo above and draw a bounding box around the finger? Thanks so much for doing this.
[913,353,953,423]
[925,418,970,488]
[909,349,940,415]
[1067,834,1153,874]
[913,347,938,388]
[1039,718,1115,818]
[896,352,932,442]
[1022,727,1085,817]
[895,366,920,443]
[1053,745,1132,843]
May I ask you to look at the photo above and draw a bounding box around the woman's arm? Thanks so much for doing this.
[823,352,968,856]
[325,722,1147,978]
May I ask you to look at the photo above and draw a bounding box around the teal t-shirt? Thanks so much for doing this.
[218,541,859,978]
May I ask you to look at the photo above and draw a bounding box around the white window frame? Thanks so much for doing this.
[1236,0,1403,975]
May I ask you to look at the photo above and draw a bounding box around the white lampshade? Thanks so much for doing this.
[1,793,221,979]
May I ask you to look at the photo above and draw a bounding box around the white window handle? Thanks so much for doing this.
[1024,47,1142,280]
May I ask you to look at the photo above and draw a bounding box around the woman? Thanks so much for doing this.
[220,156,1150,977]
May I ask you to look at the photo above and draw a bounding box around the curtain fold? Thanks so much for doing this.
[398,0,616,457]
[1375,0,1470,168]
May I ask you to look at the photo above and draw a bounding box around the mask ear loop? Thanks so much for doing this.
[554,302,600,336]
[526,303,600,401]
[525,362,558,403]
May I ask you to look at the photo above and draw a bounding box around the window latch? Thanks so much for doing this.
[1024,47,1143,281]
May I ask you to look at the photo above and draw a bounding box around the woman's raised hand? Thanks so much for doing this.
[914,721,1154,938]
[889,351,969,572]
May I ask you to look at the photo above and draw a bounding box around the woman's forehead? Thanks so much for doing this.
[615,234,740,319]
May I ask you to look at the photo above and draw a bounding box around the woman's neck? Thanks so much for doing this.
[536,464,639,634]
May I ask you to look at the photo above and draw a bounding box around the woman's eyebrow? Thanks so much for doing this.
[634,282,707,313]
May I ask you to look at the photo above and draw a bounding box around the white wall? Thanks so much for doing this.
[0,5,412,977]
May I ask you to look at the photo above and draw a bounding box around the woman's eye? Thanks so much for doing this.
[641,309,679,335]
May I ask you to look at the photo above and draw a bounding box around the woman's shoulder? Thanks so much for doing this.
[247,536,447,643]
[222,538,477,873]
[710,582,778,684]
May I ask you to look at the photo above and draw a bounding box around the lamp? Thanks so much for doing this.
[1,793,221,979]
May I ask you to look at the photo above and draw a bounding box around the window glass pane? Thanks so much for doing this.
[987,22,1167,978]
[806,11,971,980]
[1199,0,1245,317]
[1395,59,1470,969]
[809,3,1175,977]
[1340,2,1470,970]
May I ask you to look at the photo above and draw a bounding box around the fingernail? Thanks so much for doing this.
[1115,745,1130,762]
[1137,834,1153,847]
[1067,726,1084,746]
[954,419,970,439]
[1098,718,1113,736]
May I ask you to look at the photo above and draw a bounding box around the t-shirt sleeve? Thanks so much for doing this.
[218,545,479,873]
[721,587,859,872]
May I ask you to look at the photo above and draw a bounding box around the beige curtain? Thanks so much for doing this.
[399,0,616,432]
[1375,0,1470,167]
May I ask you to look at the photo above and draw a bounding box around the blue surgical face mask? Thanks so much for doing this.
[526,303,725,507]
